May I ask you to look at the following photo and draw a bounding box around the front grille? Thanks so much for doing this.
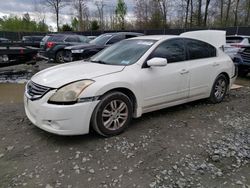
[239,48,250,63]
[26,81,51,100]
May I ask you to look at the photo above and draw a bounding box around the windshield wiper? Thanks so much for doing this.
[90,60,108,64]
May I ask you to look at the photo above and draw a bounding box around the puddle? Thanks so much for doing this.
[0,83,25,104]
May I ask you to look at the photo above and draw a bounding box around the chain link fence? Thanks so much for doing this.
[1,27,250,41]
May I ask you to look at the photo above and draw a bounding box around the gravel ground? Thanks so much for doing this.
[0,62,250,188]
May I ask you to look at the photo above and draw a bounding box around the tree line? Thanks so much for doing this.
[1,0,250,32]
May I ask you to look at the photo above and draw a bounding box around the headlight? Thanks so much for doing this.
[49,80,94,103]
[71,49,84,53]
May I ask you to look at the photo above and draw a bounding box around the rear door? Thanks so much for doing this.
[184,38,217,97]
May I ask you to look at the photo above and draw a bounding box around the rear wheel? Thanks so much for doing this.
[209,74,228,103]
[91,92,133,137]
[55,51,64,63]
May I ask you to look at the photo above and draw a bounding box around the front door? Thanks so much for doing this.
[140,39,189,108]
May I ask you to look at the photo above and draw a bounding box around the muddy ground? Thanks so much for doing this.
[0,62,250,188]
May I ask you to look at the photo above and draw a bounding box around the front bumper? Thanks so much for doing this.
[24,91,99,135]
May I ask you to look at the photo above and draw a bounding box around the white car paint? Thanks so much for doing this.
[24,32,236,135]
[180,30,226,48]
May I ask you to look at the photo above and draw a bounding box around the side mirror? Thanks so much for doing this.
[147,57,168,67]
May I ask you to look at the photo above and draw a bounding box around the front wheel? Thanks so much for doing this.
[91,92,133,137]
[209,74,228,103]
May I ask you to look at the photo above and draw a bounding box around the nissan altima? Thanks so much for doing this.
[24,31,237,137]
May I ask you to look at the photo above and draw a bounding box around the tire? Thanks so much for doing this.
[91,92,133,137]
[55,50,64,64]
[209,74,228,104]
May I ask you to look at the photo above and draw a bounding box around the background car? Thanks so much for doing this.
[63,32,144,62]
[87,36,97,40]
[225,35,250,58]
[24,31,236,137]
[233,46,250,76]
[0,37,11,43]
[39,34,90,63]
[22,35,44,48]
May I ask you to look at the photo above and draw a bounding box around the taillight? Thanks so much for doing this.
[46,42,55,49]
[231,44,244,48]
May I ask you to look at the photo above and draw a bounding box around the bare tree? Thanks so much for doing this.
[33,0,46,22]
[203,0,211,26]
[95,0,105,30]
[184,0,190,28]
[44,0,67,31]
[225,0,232,26]
[245,0,250,25]
[157,0,169,27]
[220,0,224,25]
[134,0,150,29]
[234,0,240,26]
[197,0,202,26]
[73,0,89,31]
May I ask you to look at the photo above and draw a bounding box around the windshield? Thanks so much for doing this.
[90,39,156,66]
[90,34,113,46]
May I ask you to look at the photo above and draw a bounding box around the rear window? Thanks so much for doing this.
[226,37,244,44]
[41,36,50,42]
[47,35,66,42]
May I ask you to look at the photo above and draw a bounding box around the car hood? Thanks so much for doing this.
[31,61,125,88]
[65,43,97,50]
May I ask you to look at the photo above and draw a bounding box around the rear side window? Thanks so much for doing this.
[125,35,138,39]
[41,36,50,42]
[106,35,125,45]
[226,37,244,43]
[78,36,88,43]
[185,39,216,60]
[150,39,186,63]
[65,36,79,42]
[48,35,66,42]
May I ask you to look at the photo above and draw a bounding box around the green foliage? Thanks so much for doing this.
[0,13,49,32]
[60,24,73,31]
[91,20,100,30]
[71,17,79,31]
[115,0,127,30]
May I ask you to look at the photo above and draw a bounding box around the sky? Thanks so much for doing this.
[0,0,135,30]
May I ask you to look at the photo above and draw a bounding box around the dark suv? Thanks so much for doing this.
[63,32,144,62]
[234,47,250,76]
[39,34,90,63]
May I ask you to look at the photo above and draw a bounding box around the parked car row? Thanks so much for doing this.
[38,32,143,63]
[1,32,250,76]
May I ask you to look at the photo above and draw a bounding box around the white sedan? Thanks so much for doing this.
[24,31,236,136]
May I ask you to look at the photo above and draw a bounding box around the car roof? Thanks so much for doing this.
[129,35,178,41]
[102,32,144,36]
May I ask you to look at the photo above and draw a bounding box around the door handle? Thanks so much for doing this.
[180,69,189,74]
[213,62,220,67]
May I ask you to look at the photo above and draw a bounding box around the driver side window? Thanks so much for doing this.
[150,39,186,63]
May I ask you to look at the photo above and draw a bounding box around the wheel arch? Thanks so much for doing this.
[219,72,230,85]
[99,87,138,117]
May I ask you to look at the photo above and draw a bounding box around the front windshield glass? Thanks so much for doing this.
[90,34,113,46]
[90,39,156,65]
